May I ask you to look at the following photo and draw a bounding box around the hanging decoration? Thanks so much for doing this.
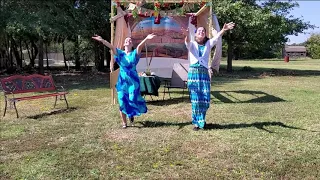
[154,2,161,24]
[154,14,161,24]
[200,1,207,8]
[190,14,197,27]
[110,1,210,22]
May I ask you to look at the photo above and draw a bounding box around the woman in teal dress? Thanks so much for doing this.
[92,34,156,128]
[182,23,235,131]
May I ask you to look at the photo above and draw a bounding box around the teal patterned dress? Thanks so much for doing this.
[187,44,210,129]
[114,48,147,118]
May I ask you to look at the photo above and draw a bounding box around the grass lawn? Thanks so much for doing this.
[1,59,320,179]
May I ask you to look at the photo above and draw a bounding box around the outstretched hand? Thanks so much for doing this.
[92,35,104,42]
[146,33,156,40]
[92,34,117,57]
[222,22,235,31]
[181,27,189,36]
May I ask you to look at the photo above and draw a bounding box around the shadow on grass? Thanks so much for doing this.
[218,66,320,78]
[146,90,284,105]
[145,96,190,106]
[139,120,190,130]
[27,107,78,119]
[211,90,285,103]
[204,121,316,133]
[138,120,317,133]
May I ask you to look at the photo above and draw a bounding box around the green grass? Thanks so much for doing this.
[1,59,320,179]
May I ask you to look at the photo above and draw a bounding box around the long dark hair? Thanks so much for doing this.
[194,27,209,45]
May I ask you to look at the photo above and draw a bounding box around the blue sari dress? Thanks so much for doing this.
[114,48,147,118]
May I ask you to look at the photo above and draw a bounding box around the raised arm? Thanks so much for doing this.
[181,27,190,48]
[212,22,235,39]
[136,34,156,55]
[92,35,117,56]
[209,22,235,47]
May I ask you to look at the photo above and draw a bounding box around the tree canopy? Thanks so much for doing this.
[212,0,315,71]
[0,0,316,73]
[306,33,320,59]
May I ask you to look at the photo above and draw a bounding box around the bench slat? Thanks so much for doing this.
[8,92,68,102]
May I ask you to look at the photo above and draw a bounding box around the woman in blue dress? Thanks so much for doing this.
[92,34,156,128]
[182,22,235,131]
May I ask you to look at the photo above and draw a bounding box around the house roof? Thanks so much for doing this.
[285,46,307,52]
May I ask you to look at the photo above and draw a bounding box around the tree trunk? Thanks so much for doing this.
[19,39,23,62]
[0,50,3,69]
[4,35,10,69]
[11,38,22,68]
[74,36,80,70]
[62,41,69,70]
[227,39,233,72]
[9,40,13,68]
[30,40,38,67]
[234,46,239,60]
[6,36,13,68]
[45,42,49,69]
[38,37,44,74]
[0,52,2,69]
[94,43,99,70]
[25,41,32,64]
[96,45,105,72]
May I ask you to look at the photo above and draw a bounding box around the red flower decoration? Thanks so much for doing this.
[154,2,161,8]
[154,14,161,24]
[191,14,197,27]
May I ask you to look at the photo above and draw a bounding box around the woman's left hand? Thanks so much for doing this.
[223,22,235,31]
[146,33,156,40]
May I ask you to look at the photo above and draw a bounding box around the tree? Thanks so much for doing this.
[212,0,315,72]
[73,0,111,71]
[306,33,320,59]
[1,0,60,73]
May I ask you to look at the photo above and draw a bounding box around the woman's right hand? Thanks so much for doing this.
[92,35,104,42]
[92,34,117,56]
[181,27,189,36]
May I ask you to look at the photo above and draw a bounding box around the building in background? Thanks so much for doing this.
[283,45,307,58]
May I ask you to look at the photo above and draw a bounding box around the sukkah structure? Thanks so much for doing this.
[110,0,222,104]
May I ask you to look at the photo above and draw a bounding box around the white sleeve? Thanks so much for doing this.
[185,40,192,50]
[209,36,219,48]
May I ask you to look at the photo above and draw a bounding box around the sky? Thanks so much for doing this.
[286,1,320,44]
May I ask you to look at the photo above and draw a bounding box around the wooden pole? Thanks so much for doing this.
[207,4,214,80]
[110,1,116,104]
[209,4,213,67]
